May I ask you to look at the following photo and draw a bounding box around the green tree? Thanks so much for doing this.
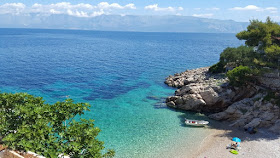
[220,45,257,66]
[209,61,225,73]
[0,92,114,158]
[209,17,280,75]
[236,17,280,65]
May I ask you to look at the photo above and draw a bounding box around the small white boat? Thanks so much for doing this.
[185,118,209,126]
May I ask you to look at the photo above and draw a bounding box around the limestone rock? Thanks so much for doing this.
[230,119,249,127]
[165,67,280,131]
[178,94,206,111]
[199,87,219,105]
[209,111,228,120]
[244,118,261,129]
[166,101,176,108]
[257,70,280,90]
[260,111,275,121]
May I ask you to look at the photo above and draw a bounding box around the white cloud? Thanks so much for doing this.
[230,5,278,13]
[67,9,89,17]
[97,2,136,10]
[124,3,136,10]
[144,4,183,12]
[230,5,261,11]
[265,7,278,11]
[192,13,213,18]
[50,9,61,14]
[91,10,105,17]
[0,3,26,14]
[30,2,96,16]
[0,2,136,17]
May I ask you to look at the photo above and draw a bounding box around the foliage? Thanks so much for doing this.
[220,46,259,67]
[210,17,280,88]
[209,61,225,73]
[236,17,280,64]
[0,92,115,158]
[226,66,255,86]
[265,44,280,59]
[210,45,262,74]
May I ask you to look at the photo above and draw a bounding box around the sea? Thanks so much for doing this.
[0,29,243,158]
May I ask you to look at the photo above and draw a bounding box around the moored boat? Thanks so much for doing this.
[185,118,209,126]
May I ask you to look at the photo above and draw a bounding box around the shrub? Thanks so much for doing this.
[209,61,225,73]
[226,66,253,86]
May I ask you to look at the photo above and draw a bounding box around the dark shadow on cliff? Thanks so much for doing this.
[204,119,280,142]
[176,110,280,141]
[204,72,227,80]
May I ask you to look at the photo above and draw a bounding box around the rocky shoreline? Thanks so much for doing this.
[165,67,280,134]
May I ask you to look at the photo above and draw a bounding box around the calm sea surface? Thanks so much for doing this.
[0,29,243,157]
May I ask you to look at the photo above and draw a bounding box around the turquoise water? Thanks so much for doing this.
[0,29,243,157]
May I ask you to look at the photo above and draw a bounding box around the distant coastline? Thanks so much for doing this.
[0,15,248,33]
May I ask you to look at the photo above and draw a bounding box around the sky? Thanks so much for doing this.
[0,0,279,22]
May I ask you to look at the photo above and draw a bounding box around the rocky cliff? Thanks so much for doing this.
[165,67,280,134]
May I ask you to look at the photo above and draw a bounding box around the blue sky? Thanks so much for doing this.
[0,0,279,21]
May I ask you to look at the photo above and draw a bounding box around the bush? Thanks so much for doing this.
[0,92,115,158]
[220,46,256,67]
[209,61,225,73]
[226,66,253,86]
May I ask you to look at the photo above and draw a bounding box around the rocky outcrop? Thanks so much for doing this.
[269,120,280,133]
[165,67,258,113]
[257,69,280,90]
[209,97,280,130]
[165,67,280,134]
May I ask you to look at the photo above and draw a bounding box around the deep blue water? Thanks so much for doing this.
[0,29,243,157]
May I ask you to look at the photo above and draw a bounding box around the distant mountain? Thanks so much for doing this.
[0,14,249,33]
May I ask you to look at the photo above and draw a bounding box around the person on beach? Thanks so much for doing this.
[231,142,238,149]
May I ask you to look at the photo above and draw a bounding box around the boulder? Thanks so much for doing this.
[199,87,219,105]
[208,112,228,120]
[230,119,248,127]
[174,97,184,105]
[175,85,192,96]
[244,118,261,129]
[260,111,275,121]
[166,101,176,108]
[225,106,237,114]
[178,94,206,111]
